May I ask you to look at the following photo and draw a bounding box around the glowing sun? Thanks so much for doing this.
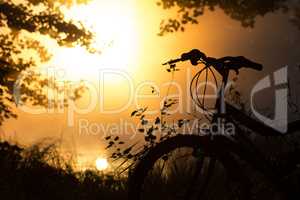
[95,158,109,171]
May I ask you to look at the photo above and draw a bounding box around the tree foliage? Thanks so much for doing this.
[157,0,291,35]
[0,0,94,124]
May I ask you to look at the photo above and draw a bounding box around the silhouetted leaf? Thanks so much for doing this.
[138,128,145,133]
[127,154,133,159]
[155,117,161,124]
[131,110,138,117]
[178,119,184,127]
[151,86,156,94]
[147,126,154,135]
[106,141,114,149]
[123,147,132,155]
[141,119,148,125]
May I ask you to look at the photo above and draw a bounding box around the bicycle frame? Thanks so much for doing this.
[209,62,299,137]
[129,51,300,200]
[206,62,300,180]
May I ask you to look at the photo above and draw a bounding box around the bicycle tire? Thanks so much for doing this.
[128,134,250,200]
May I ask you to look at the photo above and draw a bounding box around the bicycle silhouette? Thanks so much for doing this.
[128,49,300,200]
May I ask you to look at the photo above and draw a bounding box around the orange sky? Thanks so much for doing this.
[1,0,300,169]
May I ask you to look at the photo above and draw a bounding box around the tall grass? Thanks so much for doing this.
[0,140,127,200]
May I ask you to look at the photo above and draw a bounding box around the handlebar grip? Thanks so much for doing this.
[220,56,263,71]
[241,57,263,71]
[251,63,263,71]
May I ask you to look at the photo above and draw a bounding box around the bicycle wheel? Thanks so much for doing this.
[128,135,250,200]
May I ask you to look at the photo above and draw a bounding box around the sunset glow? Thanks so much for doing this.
[95,157,109,171]
[1,0,300,198]
[49,0,139,80]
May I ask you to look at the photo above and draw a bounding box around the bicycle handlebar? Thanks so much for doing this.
[162,58,182,66]
[163,49,206,66]
[163,49,263,72]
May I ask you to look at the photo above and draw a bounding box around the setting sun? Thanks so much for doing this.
[95,158,109,171]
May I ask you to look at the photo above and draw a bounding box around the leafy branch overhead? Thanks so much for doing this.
[157,0,290,36]
[0,0,94,124]
[0,1,93,48]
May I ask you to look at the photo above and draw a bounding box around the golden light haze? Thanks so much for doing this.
[44,0,139,80]
[2,0,299,170]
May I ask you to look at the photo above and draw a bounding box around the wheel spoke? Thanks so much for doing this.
[128,135,248,200]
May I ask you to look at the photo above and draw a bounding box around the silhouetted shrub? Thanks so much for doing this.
[0,141,127,200]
